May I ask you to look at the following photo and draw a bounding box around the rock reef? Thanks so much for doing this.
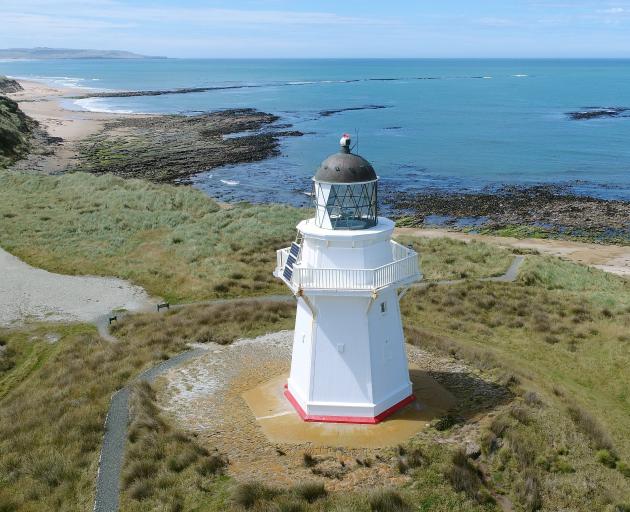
[389,185,630,241]
[567,107,629,120]
[76,109,303,182]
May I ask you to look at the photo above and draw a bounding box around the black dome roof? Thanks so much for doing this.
[314,147,377,184]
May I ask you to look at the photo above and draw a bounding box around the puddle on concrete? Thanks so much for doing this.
[243,370,456,449]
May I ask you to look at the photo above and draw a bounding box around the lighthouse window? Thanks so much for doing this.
[380,302,387,314]
[314,181,377,230]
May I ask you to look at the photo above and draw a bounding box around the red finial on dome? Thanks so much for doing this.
[339,133,351,152]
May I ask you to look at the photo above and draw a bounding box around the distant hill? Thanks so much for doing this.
[0,47,166,60]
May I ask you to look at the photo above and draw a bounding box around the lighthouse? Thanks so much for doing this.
[274,134,422,424]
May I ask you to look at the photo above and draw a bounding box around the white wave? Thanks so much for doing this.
[483,76,493,79]
[73,97,134,114]
[288,81,316,85]
[220,179,240,186]
[8,74,103,90]
[512,74,528,78]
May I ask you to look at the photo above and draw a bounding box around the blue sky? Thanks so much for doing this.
[2,0,630,58]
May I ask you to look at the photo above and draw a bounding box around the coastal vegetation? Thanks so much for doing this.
[0,90,628,512]
[0,76,23,94]
[0,171,304,302]
[0,95,34,168]
[0,301,294,511]
[0,171,518,303]
[1,215,629,510]
[401,255,630,510]
[396,235,513,281]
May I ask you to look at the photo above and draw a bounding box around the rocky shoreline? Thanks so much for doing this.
[74,109,303,182]
[388,185,630,242]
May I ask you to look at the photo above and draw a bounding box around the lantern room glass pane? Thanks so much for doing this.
[313,181,377,230]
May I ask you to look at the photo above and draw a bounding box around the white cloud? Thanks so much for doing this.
[475,17,518,27]
[598,7,626,14]
[2,1,396,28]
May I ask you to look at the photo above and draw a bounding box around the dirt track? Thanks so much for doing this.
[397,228,630,277]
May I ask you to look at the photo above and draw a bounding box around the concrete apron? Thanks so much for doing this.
[243,366,456,449]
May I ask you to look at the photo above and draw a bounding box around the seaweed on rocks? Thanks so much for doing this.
[76,108,302,182]
[388,185,630,241]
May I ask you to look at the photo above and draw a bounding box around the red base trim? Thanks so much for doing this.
[283,387,416,425]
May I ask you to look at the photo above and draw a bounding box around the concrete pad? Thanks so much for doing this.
[243,367,456,449]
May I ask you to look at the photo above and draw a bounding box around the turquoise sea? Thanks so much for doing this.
[2,58,630,205]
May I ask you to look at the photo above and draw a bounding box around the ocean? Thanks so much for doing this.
[2,58,630,206]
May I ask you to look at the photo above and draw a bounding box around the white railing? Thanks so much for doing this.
[277,247,290,272]
[275,241,421,291]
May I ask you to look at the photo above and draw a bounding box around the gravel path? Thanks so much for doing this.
[94,348,209,512]
[0,247,152,327]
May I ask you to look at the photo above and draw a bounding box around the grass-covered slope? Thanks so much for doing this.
[0,301,294,511]
[0,96,34,168]
[0,76,23,94]
[402,256,630,510]
[396,235,514,281]
[0,172,304,302]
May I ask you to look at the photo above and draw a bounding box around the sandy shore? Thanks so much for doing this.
[8,79,118,140]
[6,79,140,173]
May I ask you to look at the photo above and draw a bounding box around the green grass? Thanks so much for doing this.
[395,235,514,281]
[401,254,630,510]
[0,171,305,302]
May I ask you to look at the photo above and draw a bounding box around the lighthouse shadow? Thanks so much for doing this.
[408,368,514,423]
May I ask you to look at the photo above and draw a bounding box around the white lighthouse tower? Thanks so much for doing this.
[274,134,422,424]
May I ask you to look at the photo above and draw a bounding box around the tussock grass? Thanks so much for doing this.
[0,171,304,302]
[368,489,410,512]
[446,450,493,505]
[112,300,295,347]
[396,236,514,281]
[292,482,327,503]
[566,403,614,451]
[121,381,229,510]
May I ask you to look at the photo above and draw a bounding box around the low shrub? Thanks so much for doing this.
[196,454,228,476]
[567,404,614,451]
[292,482,327,503]
[446,449,490,504]
[232,481,278,509]
[596,449,619,469]
[516,470,542,512]
[302,452,317,468]
[369,489,410,512]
